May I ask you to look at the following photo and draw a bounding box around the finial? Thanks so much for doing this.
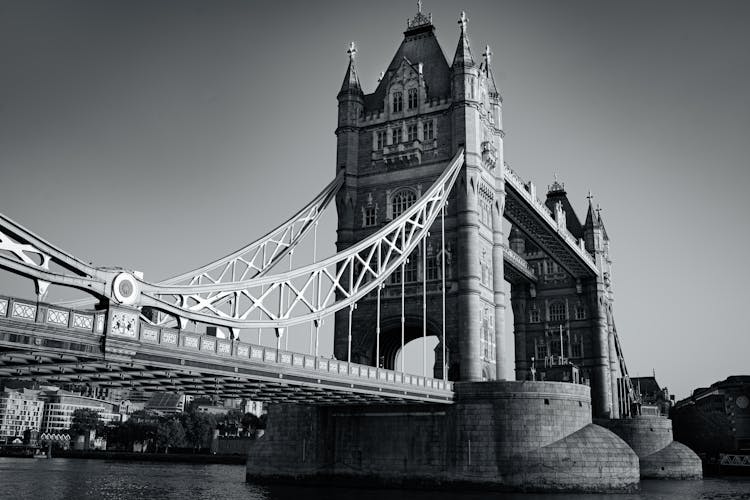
[483,45,492,66]
[378,71,384,82]
[407,1,432,29]
[586,190,594,202]
[347,41,357,61]
[596,203,602,217]
[459,11,468,33]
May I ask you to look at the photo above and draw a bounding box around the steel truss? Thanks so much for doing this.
[0,151,463,336]
[138,149,464,331]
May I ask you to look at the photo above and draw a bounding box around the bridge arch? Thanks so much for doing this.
[374,314,443,376]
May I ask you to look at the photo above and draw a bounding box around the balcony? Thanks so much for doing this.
[383,140,423,165]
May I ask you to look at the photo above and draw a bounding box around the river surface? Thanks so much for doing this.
[0,458,749,499]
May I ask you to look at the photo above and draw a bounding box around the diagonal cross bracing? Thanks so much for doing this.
[139,150,464,330]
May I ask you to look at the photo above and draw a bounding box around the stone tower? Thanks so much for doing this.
[508,180,625,418]
[333,7,506,381]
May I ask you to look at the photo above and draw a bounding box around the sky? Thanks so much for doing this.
[0,0,748,399]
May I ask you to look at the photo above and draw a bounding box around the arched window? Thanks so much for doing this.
[407,88,418,109]
[392,91,403,113]
[391,189,416,219]
[549,302,566,322]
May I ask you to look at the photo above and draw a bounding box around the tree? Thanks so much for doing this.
[181,410,217,451]
[69,408,103,436]
[155,418,186,453]
[241,413,260,436]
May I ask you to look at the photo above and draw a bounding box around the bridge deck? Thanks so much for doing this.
[0,296,453,404]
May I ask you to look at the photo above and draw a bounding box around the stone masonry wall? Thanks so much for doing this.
[247,381,641,492]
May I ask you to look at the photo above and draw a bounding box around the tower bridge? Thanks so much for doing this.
[0,3,701,492]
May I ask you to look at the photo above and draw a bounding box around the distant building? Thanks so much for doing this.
[243,400,264,417]
[38,390,120,433]
[144,392,185,414]
[672,375,750,459]
[0,388,44,443]
[631,376,672,416]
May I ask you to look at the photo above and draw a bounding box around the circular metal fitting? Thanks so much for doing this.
[113,272,140,305]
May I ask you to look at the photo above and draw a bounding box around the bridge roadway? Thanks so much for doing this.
[0,295,453,405]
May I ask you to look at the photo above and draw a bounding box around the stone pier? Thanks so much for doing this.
[597,416,702,479]
[246,381,640,492]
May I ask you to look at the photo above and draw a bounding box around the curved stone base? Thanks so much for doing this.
[598,416,702,479]
[506,424,639,492]
[641,441,703,479]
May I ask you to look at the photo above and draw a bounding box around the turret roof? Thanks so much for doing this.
[363,15,450,111]
[339,42,363,97]
[452,11,475,69]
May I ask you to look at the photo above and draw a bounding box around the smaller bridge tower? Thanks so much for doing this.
[509,181,626,418]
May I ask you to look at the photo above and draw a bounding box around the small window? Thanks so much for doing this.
[529,308,540,323]
[364,206,377,227]
[535,340,547,358]
[408,88,418,109]
[571,337,582,358]
[407,123,418,142]
[575,303,586,320]
[426,255,439,281]
[392,92,403,113]
[549,302,566,322]
[392,127,403,144]
[375,130,385,150]
[423,121,434,141]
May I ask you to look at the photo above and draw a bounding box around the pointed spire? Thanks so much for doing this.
[453,11,475,68]
[584,194,598,228]
[339,41,362,96]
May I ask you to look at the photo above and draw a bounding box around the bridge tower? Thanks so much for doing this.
[333,7,506,381]
[508,181,624,418]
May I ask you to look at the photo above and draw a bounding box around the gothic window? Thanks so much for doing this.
[392,249,418,284]
[550,338,562,358]
[407,123,418,143]
[479,197,491,226]
[536,339,547,359]
[404,250,418,282]
[529,306,540,323]
[392,92,403,113]
[391,189,416,219]
[574,303,586,320]
[375,130,385,150]
[407,88,418,109]
[423,120,434,141]
[392,127,403,144]
[571,336,582,358]
[426,254,438,281]
[363,206,377,227]
[481,306,495,361]
[549,302,566,322]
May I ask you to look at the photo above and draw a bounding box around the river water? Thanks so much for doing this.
[0,458,749,500]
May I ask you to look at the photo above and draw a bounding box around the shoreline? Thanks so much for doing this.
[48,450,245,465]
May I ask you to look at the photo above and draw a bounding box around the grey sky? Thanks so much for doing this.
[1,0,748,398]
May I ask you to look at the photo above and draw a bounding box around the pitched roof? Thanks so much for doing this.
[363,24,450,112]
